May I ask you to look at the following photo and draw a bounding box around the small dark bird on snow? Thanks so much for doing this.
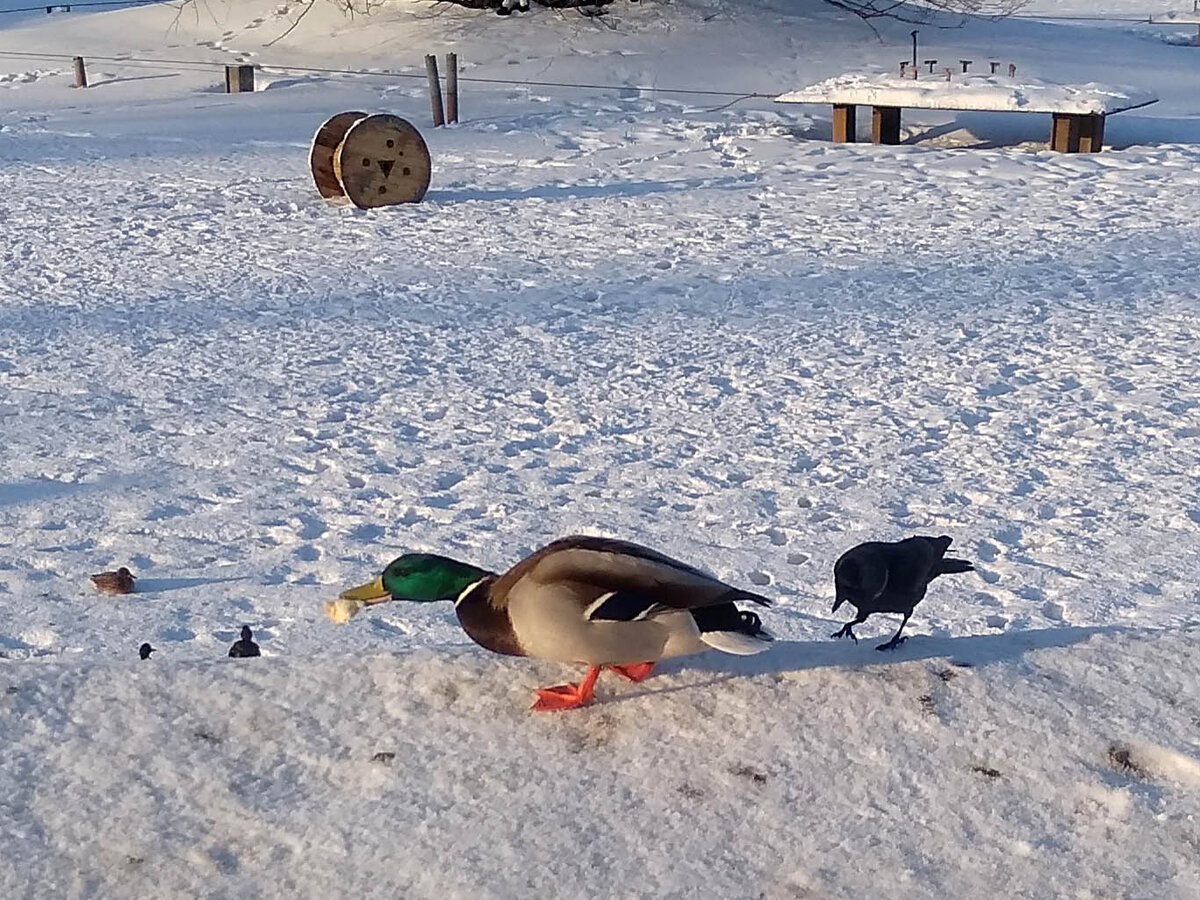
[228,625,261,658]
[139,642,156,660]
[90,566,136,595]
[832,535,974,651]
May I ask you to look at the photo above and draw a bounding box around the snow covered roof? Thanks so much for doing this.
[776,73,1158,116]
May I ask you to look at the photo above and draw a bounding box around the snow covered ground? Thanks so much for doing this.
[2,0,1199,897]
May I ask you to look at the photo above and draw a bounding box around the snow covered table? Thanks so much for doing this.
[776,74,1158,152]
[1150,6,1200,46]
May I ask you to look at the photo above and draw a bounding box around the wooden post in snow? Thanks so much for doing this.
[225,64,255,93]
[831,104,856,142]
[425,54,445,127]
[73,56,87,88]
[871,106,901,144]
[445,52,458,124]
[1050,113,1081,152]
[1077,114,1105,153]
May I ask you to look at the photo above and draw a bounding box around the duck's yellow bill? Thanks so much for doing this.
[338,576,390,603]
[324,576,392,625]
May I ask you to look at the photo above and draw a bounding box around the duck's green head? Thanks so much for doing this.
[339,553,491,605]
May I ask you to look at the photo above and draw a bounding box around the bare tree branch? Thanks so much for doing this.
[821,0,1028,25]
[216,0,1030,46]
[263,0,319,48]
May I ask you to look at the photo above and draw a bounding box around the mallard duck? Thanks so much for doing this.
[91,567,135,595]
[329,535,773,711]
[832,535,974,651]
[228,625,261,658]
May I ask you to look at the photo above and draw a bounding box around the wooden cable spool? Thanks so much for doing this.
[310,111,366,201]
[310,112,432,209]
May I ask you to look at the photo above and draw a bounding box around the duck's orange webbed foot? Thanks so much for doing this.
[608,662,655,682]
[531,665,601,712]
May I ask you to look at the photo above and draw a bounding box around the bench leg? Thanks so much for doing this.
[1078,114,1105,153]
[832,104,856,142]
[871,106,902,145]
[1050,113,1082,152]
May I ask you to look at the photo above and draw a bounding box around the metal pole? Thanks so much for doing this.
[911,30,918,68]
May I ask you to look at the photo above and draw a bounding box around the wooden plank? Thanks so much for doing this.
[832,104,856,143]
[871,106,901,145]
[1050,113,1082,152]
[1078,114,1105,153]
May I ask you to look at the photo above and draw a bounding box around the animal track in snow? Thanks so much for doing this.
[976,541,999,563]
[764,527,788,546]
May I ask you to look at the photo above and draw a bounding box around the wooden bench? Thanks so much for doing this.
[776,74,1158,153]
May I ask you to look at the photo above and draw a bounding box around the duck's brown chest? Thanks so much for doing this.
[454,582,525,657]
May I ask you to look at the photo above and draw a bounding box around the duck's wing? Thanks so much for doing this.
[90,572,125,593]
[495,535,771,623]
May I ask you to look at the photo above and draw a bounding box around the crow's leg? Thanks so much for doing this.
[876,613,912,651]
[832,611,868,643]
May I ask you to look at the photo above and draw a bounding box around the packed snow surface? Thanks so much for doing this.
[1,0,1199,898]
[777,73,1159,114]
[1152,8,1200,24]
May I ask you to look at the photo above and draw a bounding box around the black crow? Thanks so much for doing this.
[832,535,974,651]
[228,625,261,658]
[139,642,156,660]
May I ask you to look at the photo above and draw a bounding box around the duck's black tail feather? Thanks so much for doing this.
[692,603,773,655]
[736,610,771,638]
[722,588,772,608]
